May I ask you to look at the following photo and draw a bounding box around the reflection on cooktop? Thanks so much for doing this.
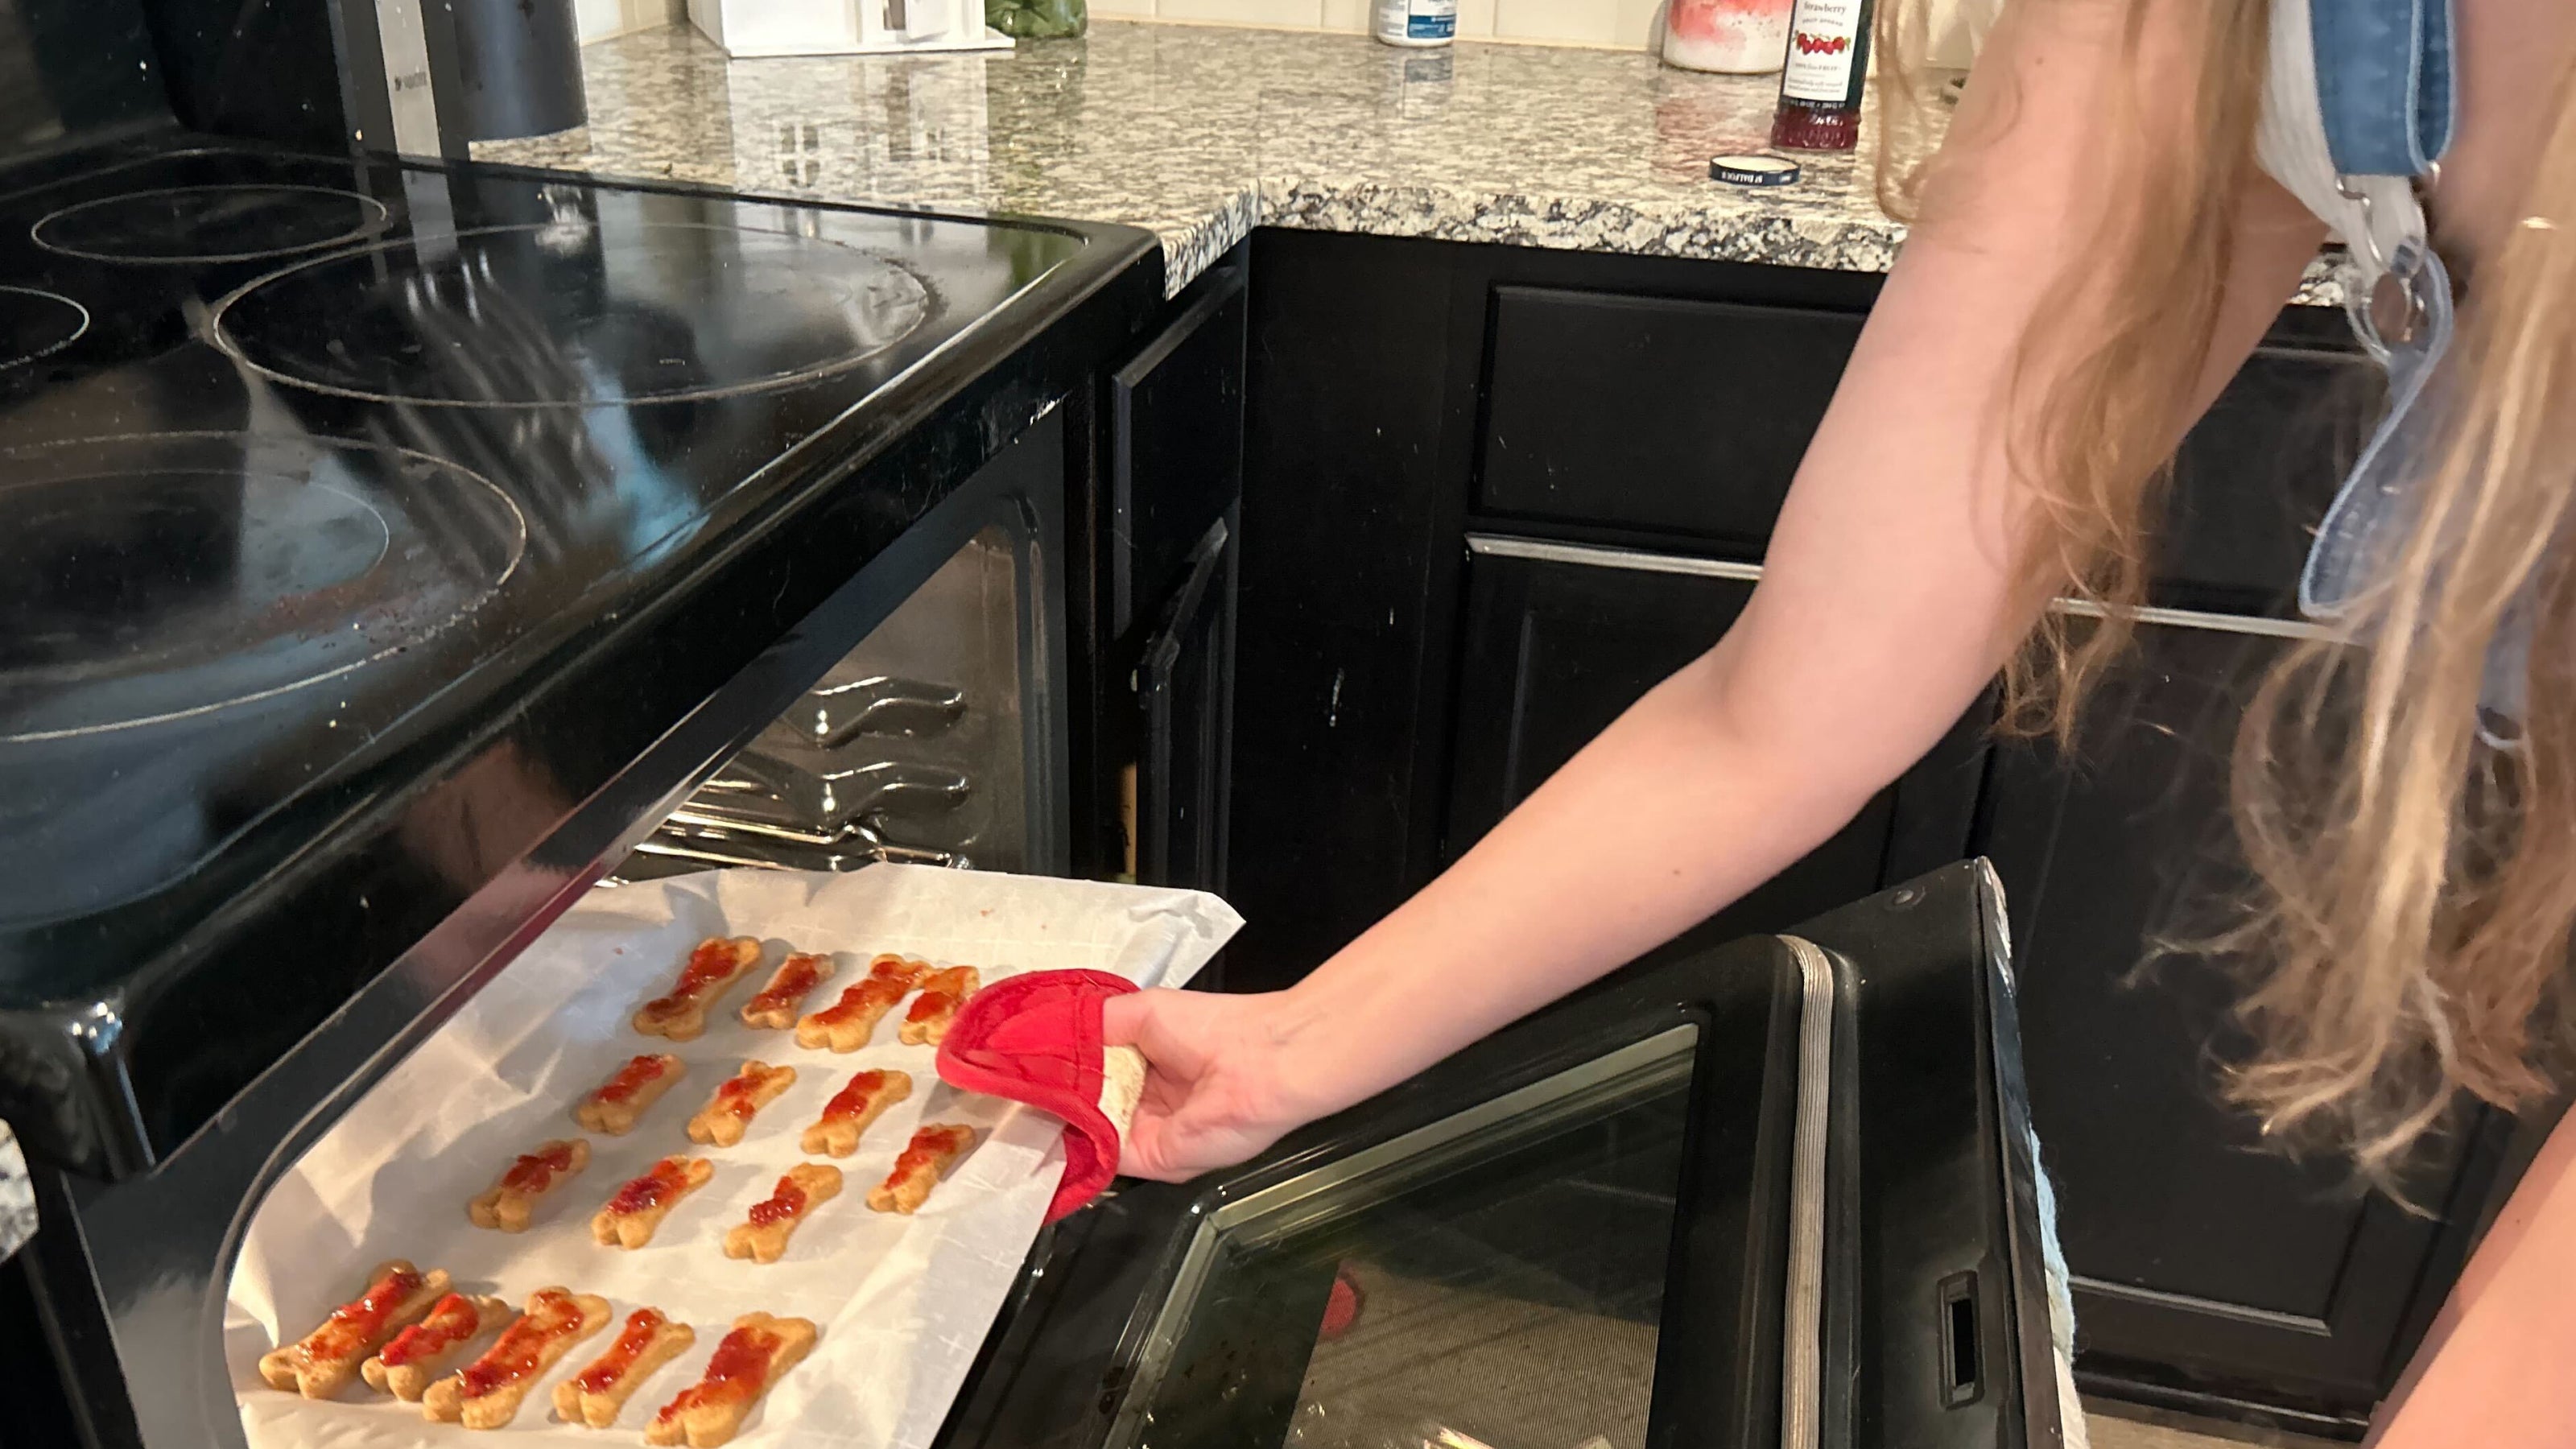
[31,184,390,265]
[0,284,88,368]
[0,432,526,742]
[212,221,936,407]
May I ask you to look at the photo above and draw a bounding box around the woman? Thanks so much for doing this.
[1108,1,2576,1441]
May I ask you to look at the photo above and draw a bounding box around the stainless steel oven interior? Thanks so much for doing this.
[617,514,1048,881]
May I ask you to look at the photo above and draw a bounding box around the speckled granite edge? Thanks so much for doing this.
[1158,187,1260,295]
[1258,175,1907,271]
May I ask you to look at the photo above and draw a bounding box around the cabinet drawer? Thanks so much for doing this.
[1476,286,1863,546]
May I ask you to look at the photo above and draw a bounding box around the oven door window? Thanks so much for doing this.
[1109,1026,1699,1449]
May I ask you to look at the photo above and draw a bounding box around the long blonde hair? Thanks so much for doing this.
[1880,0,2576,1183]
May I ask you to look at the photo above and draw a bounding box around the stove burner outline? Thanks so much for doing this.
[0,285,90,369]
[31,184,391,266]
[0,431,527,744]
[206,221,936,408]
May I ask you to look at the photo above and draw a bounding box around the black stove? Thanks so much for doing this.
[0,139,1155,1174]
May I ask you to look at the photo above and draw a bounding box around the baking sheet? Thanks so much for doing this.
[226,865,1241,1449]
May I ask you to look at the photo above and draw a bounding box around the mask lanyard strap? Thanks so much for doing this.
[2256,0,2458,612]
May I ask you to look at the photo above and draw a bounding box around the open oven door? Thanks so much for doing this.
[942,860,2071,1449]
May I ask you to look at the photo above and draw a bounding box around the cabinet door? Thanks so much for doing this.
[1445,540,1898,939]
[1096,258,1245,886]
[1135,513,1236,894]
[1109,275,1247,642]
[1977,616,2475,1423]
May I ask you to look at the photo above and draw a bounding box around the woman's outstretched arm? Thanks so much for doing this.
[1105,0,2326,1181]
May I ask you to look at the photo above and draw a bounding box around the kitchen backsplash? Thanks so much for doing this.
[1092,0,1662,48]
[1094,0,1984,55]
[585,0,1979,60]
[579,0,687,42]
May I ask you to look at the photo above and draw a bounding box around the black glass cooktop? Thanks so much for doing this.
[0,142,1141,1170]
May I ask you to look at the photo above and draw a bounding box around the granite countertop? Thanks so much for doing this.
[475,21,1909,297]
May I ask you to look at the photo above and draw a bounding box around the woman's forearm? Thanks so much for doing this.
[1261,636,1911,1115]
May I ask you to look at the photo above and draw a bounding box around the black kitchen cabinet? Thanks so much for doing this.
[1445,542,1897,935]
[1087,249,1245,896]
[1975,617,2501,1432]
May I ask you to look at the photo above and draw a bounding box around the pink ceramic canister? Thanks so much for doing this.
[1661,0,1794,73]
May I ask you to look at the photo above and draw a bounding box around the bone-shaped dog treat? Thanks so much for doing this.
[686,1061,798,1149]
[258,1260,451,1399]
[739,952,835,1030]
[552,1307,696,1430]
[798,1068,912,1158]
[722,1163,844,1265]
[644,1313,819,1448]
[361,1292,510,1402]
[469,1138,590,1232]
[868,1124,978,1215]
[574,1053,686,1136]
[633,937,763,1041]
[592,1156,716,1249]
[792,954,924,1051]
[895,965,981,1046]
[420,1286,610,1430]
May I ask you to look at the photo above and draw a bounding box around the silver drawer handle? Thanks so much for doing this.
[1465,534,2337,641]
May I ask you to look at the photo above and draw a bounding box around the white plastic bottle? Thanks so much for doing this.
[1372,0,1456,47]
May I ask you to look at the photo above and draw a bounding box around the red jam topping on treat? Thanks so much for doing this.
[378,1294,475,1368]
[654,1325,780,1424]
[303,1265,423,1361]
[813,976,901,1026]
[644,939,742,1015]
[820,1071,890,1124]
[609,1158,691,1216]
[456,1290,578,1400]
[892,1125,974,1179]
[746,1177,807,1227]
[712,1072,765,1113]
[499,1141,576,1193]
[747,954,827,1014]
[572,1309,666,1394]
[904,966,976,1022]
[593,1055,668,1104]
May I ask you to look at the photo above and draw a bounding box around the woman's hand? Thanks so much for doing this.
[1102,988,1327,1183]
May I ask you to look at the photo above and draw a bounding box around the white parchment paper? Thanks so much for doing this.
[225,865,1240,1449]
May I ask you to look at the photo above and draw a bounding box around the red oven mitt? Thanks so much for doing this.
[935,969,1142,1223]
